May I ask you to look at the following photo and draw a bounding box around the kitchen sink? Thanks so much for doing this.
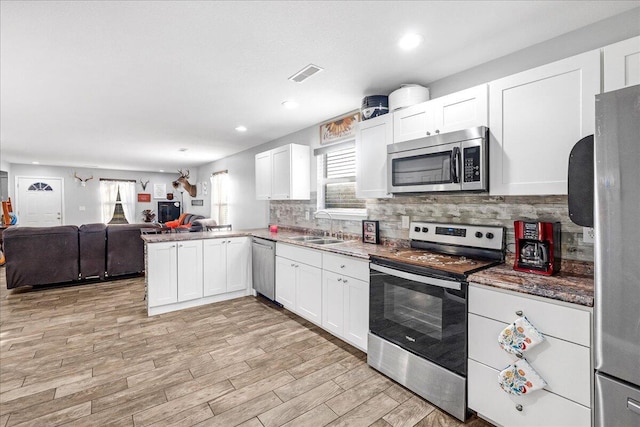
[287,236,322,241]
[287,236,345,245]
[309,238,344,245]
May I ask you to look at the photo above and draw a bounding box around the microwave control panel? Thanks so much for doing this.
[463,146,481,182]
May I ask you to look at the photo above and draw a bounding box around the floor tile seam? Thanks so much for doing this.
[206,390,283,420]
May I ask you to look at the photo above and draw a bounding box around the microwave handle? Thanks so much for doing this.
[452,147,461,183]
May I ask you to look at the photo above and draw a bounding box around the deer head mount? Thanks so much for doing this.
[172,169,197,197]
[74,172,94,187]
[140,179,150,191]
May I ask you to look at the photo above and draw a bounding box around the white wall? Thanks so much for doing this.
[428,7,640,98]
[8,164,196,225]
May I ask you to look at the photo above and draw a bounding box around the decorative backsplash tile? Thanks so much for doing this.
[270,193,593,262]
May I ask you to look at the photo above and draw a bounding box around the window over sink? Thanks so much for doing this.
[315,140,366,219]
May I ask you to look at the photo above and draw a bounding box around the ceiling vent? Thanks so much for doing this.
[288,64,324,83]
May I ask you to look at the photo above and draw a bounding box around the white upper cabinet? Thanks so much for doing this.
[393,84,488,144]
[356,113,393,199]
[604,36,640,92]
[432,84,488,134]
[393,101,434,143]
[255,143,310,200]
[489,49,600,195]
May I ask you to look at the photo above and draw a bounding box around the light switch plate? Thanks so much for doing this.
[583,227,594,243]
[401,215,410,229]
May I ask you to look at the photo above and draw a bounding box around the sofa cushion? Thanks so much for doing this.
[106,224,147,277]
[4,226,80,288]
[79,223,107,279]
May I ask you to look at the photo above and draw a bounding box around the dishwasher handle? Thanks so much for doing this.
[252,241,274,250]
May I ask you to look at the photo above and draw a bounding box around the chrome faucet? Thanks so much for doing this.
[314,210,334,237]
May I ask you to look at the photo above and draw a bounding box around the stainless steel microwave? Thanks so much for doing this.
[387,126,488,193]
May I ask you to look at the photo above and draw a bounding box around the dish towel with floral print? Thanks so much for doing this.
[498,359,547,396]
[497,316,545,356]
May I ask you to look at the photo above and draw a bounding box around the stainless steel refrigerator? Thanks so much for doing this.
[594,84,640,426]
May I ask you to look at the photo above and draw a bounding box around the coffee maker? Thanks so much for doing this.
[513,221,560,275]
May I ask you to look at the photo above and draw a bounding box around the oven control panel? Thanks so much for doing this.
[410,221,504,251]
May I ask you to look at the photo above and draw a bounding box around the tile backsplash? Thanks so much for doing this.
[270,193,593,262]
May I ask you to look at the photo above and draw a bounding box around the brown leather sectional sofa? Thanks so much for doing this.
[3,223,156,289]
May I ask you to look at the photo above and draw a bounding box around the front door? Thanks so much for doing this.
[17,177,64,226]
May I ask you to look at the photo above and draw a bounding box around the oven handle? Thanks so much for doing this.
[370,264,462,291]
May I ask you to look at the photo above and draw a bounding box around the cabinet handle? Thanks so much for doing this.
[170,244,176,248]
[338,278,342,282]
[291,263,295,267]
[628,398,640,416]
[343,279,348,283]
[515,404,523,412]
[435,129,440,134]
[340,265,345,269]
[426,131,431,136]
[179,244,183,247]
[515,310,523,316]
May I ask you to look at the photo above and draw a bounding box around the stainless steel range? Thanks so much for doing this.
[368,221,505,421]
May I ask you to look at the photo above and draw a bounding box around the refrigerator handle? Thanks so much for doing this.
[628,398,640,416]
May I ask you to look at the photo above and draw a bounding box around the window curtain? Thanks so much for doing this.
[118,181,136,224]
[210,171,229,224]
[100,181,119,223]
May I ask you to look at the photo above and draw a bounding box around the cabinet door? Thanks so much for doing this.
[604,36,640,92]
[356,114,393,199]
[295,263,323,325]
[322,270,345,336]
[489,49,600,195]
[177,241,203,302]
[255,150,272,200]
[433,84,488,134]
[271,145,292,200]
[147,242,178,307]
[203,239,227,296]
[343,277,369,352]
[393,101,433,143]
[275,256,296,310]
[226,237,250,293]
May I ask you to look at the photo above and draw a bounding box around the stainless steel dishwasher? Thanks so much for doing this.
[251,237,276,301]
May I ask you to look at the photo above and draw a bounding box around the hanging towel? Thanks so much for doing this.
[498,359,547,396]
[498,316,545,356]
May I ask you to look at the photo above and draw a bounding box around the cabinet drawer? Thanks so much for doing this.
[468,359,591,427]
[469,313,591,407]
[323,253,369,281]
[276,243,322,267]
[469,285,591,346]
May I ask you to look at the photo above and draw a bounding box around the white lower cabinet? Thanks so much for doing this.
[147,237,251,316]
[275,244,370,352]
[204,237,250,296]
[147,241,179,307]
[177,241,204,302]
[275,244,322,325]
[322,270,369,351]
[322,253,370,352]
[468,359,591,427]
[468,283,592,427]
[147,240,203,306]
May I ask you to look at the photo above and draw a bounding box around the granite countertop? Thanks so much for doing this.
[468,258,594,307]
[142,228,594,307]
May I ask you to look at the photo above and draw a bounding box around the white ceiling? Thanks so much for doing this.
[1,1,638,172]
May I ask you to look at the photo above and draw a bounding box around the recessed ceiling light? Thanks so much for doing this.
[159,169,165,172]
[281,100,298,109]
[235,126,247,132]
[178,148,188,152]
[398,33,424,50]
[32,161,40,164]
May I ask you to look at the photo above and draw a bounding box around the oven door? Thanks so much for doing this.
[369,263,467,376]
[387,141,462,193]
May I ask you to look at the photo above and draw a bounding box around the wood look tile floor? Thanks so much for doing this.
[0,270,493,427]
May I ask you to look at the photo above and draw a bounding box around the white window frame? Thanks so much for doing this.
[315,140,367,221]
[210,170,229,225]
